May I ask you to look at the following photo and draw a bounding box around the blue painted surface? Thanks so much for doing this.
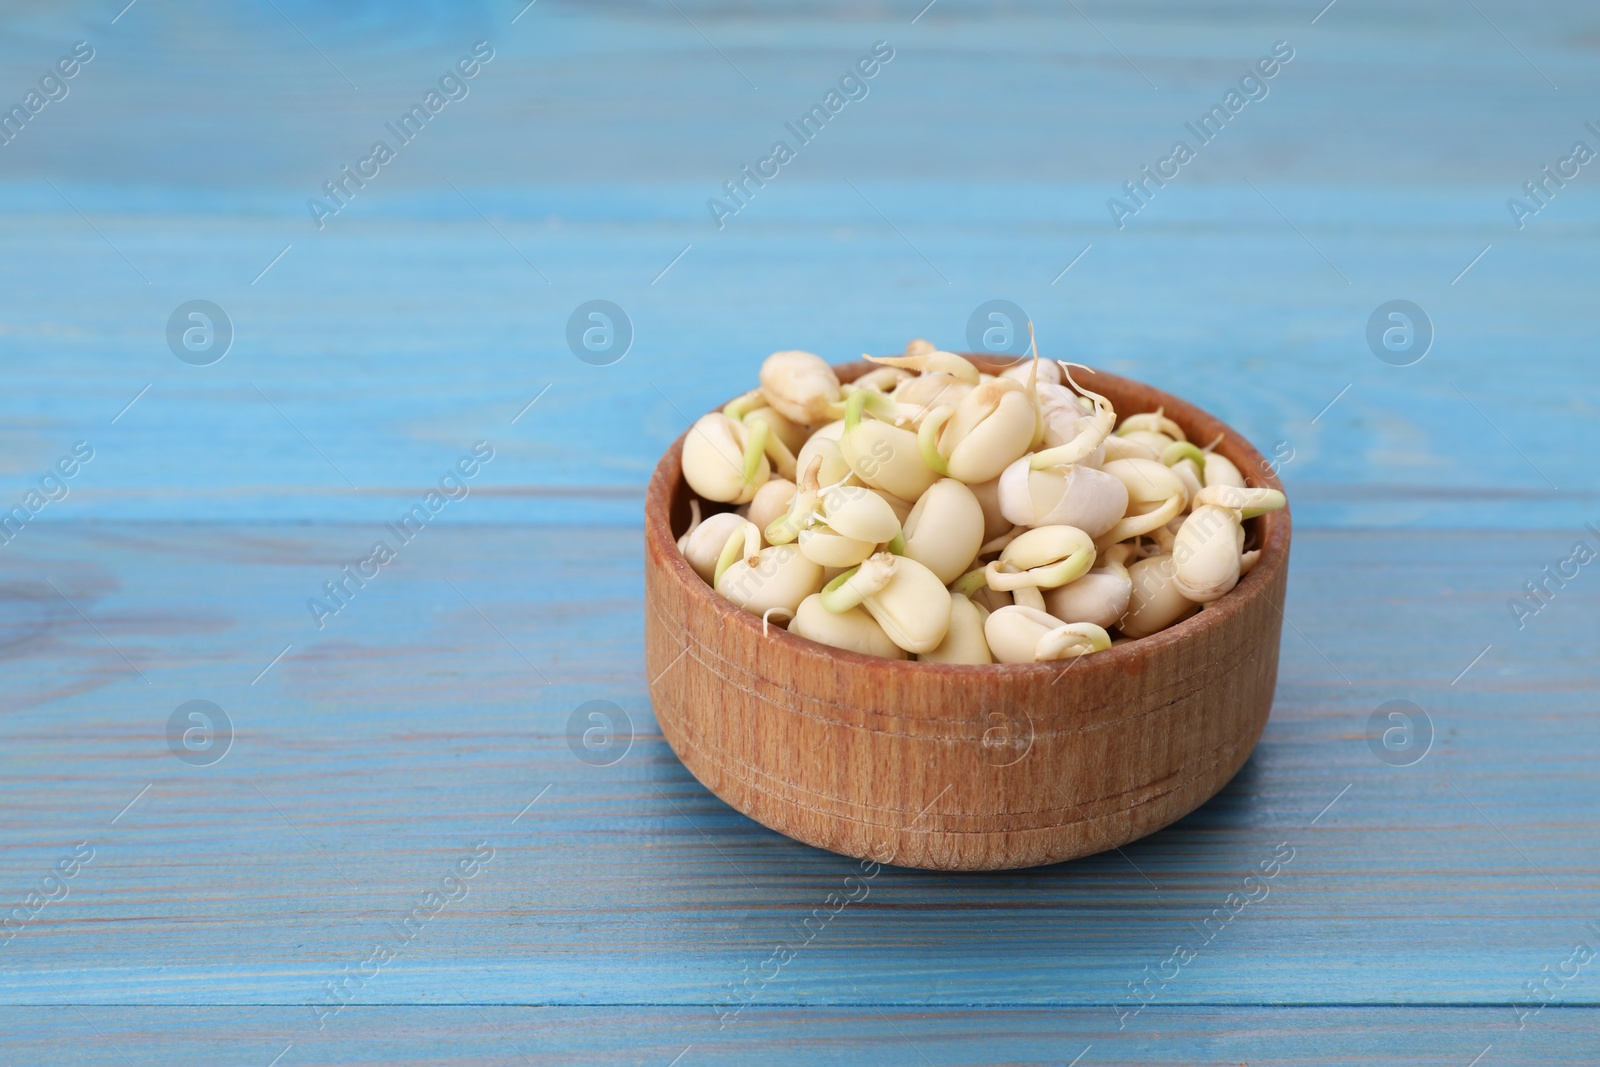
[2,1,1598,1062]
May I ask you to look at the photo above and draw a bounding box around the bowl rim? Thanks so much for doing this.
[645,355,1290,679]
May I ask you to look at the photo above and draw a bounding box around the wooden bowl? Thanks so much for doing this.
[644,358,1290,871]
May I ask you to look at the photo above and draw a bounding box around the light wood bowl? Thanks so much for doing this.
[644,358,1290,871]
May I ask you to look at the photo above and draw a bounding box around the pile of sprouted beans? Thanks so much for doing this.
[676,340,1286,664]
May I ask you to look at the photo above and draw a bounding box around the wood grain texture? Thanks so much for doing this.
[0,2,1595,528]
[1,0,1598,1060]
[1,524,1597,1010]
[645,362,1291,870]
[2,1006,1597,1066]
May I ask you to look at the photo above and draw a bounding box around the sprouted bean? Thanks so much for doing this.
[676,343,1286,661]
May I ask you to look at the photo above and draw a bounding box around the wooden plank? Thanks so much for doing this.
[0,3,1594,526]
[1,525,1595,1008]
[1,191,1594,528]
[0,1006,1594,1066]
[2,197,1594,528]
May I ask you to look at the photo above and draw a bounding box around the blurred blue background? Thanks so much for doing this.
[3,0,1594,526]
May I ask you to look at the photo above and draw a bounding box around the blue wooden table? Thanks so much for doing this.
[3,1,1598,1062]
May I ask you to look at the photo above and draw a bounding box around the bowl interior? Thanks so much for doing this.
[649,355,1289,677]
